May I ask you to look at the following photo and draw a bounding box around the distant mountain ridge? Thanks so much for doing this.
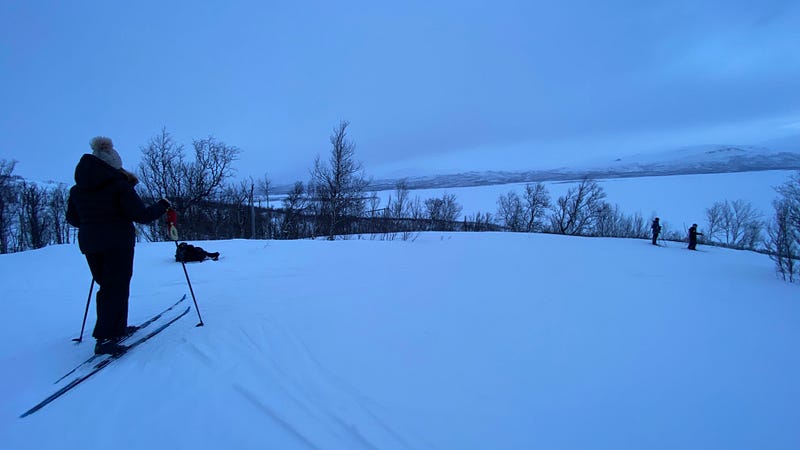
[353,145,800,193]
[20,144,796,194]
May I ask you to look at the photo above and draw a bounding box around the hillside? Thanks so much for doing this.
[334,145,800,193]
[1,233,798,449]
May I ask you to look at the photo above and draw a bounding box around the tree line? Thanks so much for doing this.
[1,121,799,282]
[0,159,71,253]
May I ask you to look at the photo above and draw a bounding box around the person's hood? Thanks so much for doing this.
[73,154,124,190]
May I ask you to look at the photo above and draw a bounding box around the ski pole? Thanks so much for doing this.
[176,240,204,327]
[167,209,204,327]
[72,279,94,343]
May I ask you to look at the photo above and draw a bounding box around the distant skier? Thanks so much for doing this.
[651,217,661,245]
[66,137,171,356]
[687,223,703,250]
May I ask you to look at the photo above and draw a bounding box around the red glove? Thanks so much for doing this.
[166,209,179,241]
[166,208,178,227]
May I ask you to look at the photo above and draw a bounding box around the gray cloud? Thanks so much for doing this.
[1,0,798,183]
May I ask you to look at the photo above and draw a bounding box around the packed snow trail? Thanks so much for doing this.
[1,234,799,449]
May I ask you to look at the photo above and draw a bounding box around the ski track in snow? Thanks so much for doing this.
[181,317,422,449]
[233,384,322,450]
[2,225,800,449]
[252,322,417,449]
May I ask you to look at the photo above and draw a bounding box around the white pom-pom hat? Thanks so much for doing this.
[90,136,122,170]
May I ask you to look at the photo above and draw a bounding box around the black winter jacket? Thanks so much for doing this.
[66,154,167,254]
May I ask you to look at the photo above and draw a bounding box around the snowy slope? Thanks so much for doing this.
[1,233,799,450]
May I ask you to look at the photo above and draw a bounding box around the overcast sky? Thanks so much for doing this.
[2,0,799,185]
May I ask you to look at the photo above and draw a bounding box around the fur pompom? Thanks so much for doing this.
[90,136,114,153]
[89,136,123,170]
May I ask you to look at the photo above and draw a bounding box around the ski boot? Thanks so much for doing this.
[94,338,127,356]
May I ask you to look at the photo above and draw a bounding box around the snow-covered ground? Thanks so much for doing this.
[1,230,799,449]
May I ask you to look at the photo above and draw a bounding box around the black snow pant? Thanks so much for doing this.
[688,237,697,250]
[652,232,659,245]
[85,247,134,340]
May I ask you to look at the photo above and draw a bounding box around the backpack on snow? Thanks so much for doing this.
[175,242,209,263]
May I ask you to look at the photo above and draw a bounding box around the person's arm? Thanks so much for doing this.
[118,182,169,224]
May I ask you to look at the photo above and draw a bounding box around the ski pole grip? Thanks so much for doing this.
[166,208,179,241]
[169,224,179,241]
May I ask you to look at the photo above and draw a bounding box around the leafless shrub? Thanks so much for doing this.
[425,193,462,231]
[497,191,524,231]
[705,199,763,249]
[550,178,607,235]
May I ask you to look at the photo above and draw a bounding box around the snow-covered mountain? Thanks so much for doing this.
[586,145,800,175]
[357,145,800,193]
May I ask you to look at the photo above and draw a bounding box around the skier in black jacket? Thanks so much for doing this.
[651,217,661,245]
[66,137,170,355]
[688,223,703,250]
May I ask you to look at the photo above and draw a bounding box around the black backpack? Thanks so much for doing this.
[175,242,207,262]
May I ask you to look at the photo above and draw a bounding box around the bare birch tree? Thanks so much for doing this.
[0,160,18,253]
[497,191,525,231]
[523,182,551,232]
[767,198,797,281]
[18,182,49,249]
[281,181,309,239]
[310,121,369,240]
[705,199,762,249]
[550,178,607,235]
[137,128,240,240]
[48,184,69,244]
[425,193,462,231]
